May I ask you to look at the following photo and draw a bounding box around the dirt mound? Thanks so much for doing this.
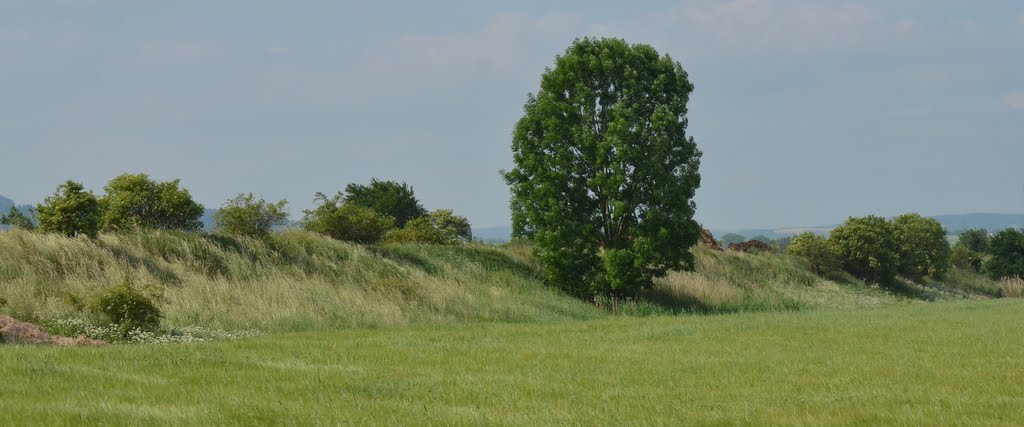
[0,315,106,346]
[727,240,776,253]
[699,229,722,251]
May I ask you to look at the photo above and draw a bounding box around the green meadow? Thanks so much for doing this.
[2,300,1022,425]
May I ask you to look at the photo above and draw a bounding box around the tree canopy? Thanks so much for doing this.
[502,37,701,297]
[214,194,289,238]
[343,179,426,228]
[99,173,204,231]
[35,180,101,238]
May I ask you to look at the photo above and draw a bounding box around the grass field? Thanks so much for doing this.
[2,299,1022,425]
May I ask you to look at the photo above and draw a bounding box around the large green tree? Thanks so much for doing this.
[343,179,426,228]
[36,180,102,238]
[99,173,204,231]
[892,213,951,280]
[502,38,702,297]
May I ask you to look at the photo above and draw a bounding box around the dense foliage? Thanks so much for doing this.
[88,282,162,337]
[957,229,991,253]
[302,193,394,244]
[35,180,102,238]
[383,209,472,245]
[827,216,900,285]
[985,228,1024,280]
[344,179,426,228]
[787,233,838,275]
[503,37,702,297]
[214,194,289,237]
[99,173,204,231]
[892,214,950,280]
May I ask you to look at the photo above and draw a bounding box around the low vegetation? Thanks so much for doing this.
[1,300,1021,424]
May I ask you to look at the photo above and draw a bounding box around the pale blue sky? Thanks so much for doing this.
[1,1,1022,229]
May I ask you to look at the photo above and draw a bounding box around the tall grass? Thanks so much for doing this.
[0,229,599,333]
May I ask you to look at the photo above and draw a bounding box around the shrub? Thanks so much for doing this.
[956,229,991,253]
[36,180,102,238]
[892,213,950,280]
[788,232,838,275]
[385,209,472,245]
[985,228,1024,280]
[343,179,426,228]
[214,194,289,237]
[0,206,35,230]
[302,193,394,244]
[950,245,983,272]
[828,215,900,285]
[99,173,205,231]
[89,282,162,337]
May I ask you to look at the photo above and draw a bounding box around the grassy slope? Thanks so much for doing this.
[1,299,1022,425]
[0,230,999,335]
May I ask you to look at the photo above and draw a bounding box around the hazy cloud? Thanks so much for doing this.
[1005,92,1024,109]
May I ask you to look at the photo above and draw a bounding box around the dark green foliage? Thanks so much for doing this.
[343,179,426,228]
[214,194,288,238]
[100,174,204,231]
[36,180,102,238]
[788,232,839,276]
[892,213,950,280]
[384,209,472,245]
[502,37,702,297]
[828,216,900,285]
[89,282,162,336]
[985,228,1024,280]
[0,206,35,230]
[956,229,990,253]
[302,193,394,244]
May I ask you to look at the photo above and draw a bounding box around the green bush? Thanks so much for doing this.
[89,282,162,337]
[0,206,35,230]
[892,213,950,280]
[36,180,102,238]
[956,229,990,253]
[343,179,426,228]
[214,194,289,238]
[383,209,472,245]
[828,216,900,285]
[787,232,838,276]
[99,173,204,231]
[302,193,394,244]
[951,245,983,272]
[985,228,1024,280]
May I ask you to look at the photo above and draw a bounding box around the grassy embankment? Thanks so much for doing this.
[1,299,1022,424]
[0,228,1004,337]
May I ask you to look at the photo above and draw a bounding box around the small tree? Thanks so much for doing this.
[985,228,1024,280]
[0,206,35,230]
[214,194,289,238]
[303,193,394,244]
[893,213,950,280]
[99,173,204,231]
[956,229,990,253]
[343,179,426,228]
[36,180,101,238]
[788,232,838,276]
[828,216,900,285]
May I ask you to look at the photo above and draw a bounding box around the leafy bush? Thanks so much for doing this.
[956,229,991,253]
[950,245,983,272]
[828,215,900,285]
[302,193,394,244]
[214,194,289,237]
[99,173,205,231]
[36,180,102,238]
[787,232,838,276]
[985,228,1024,280]
[892,213,950,280]
[384,209,472,245]
[89,282,162,337]
[343,179,426,228]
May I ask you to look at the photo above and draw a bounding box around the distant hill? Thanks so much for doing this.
[930,213,1024,233]
[473,225,512,243]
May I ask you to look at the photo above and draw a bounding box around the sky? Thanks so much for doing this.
[1,1,1022,229]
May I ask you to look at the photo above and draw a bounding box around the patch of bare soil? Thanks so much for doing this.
[0,315,106,346]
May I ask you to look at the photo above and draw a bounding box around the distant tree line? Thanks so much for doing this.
[1,174,471,246]
[785,214,1024,285]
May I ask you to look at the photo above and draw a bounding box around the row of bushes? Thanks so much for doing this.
[786,214,1024,285]
[0,175,472,246]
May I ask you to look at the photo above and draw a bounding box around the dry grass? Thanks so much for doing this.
[996,277,1024,298]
